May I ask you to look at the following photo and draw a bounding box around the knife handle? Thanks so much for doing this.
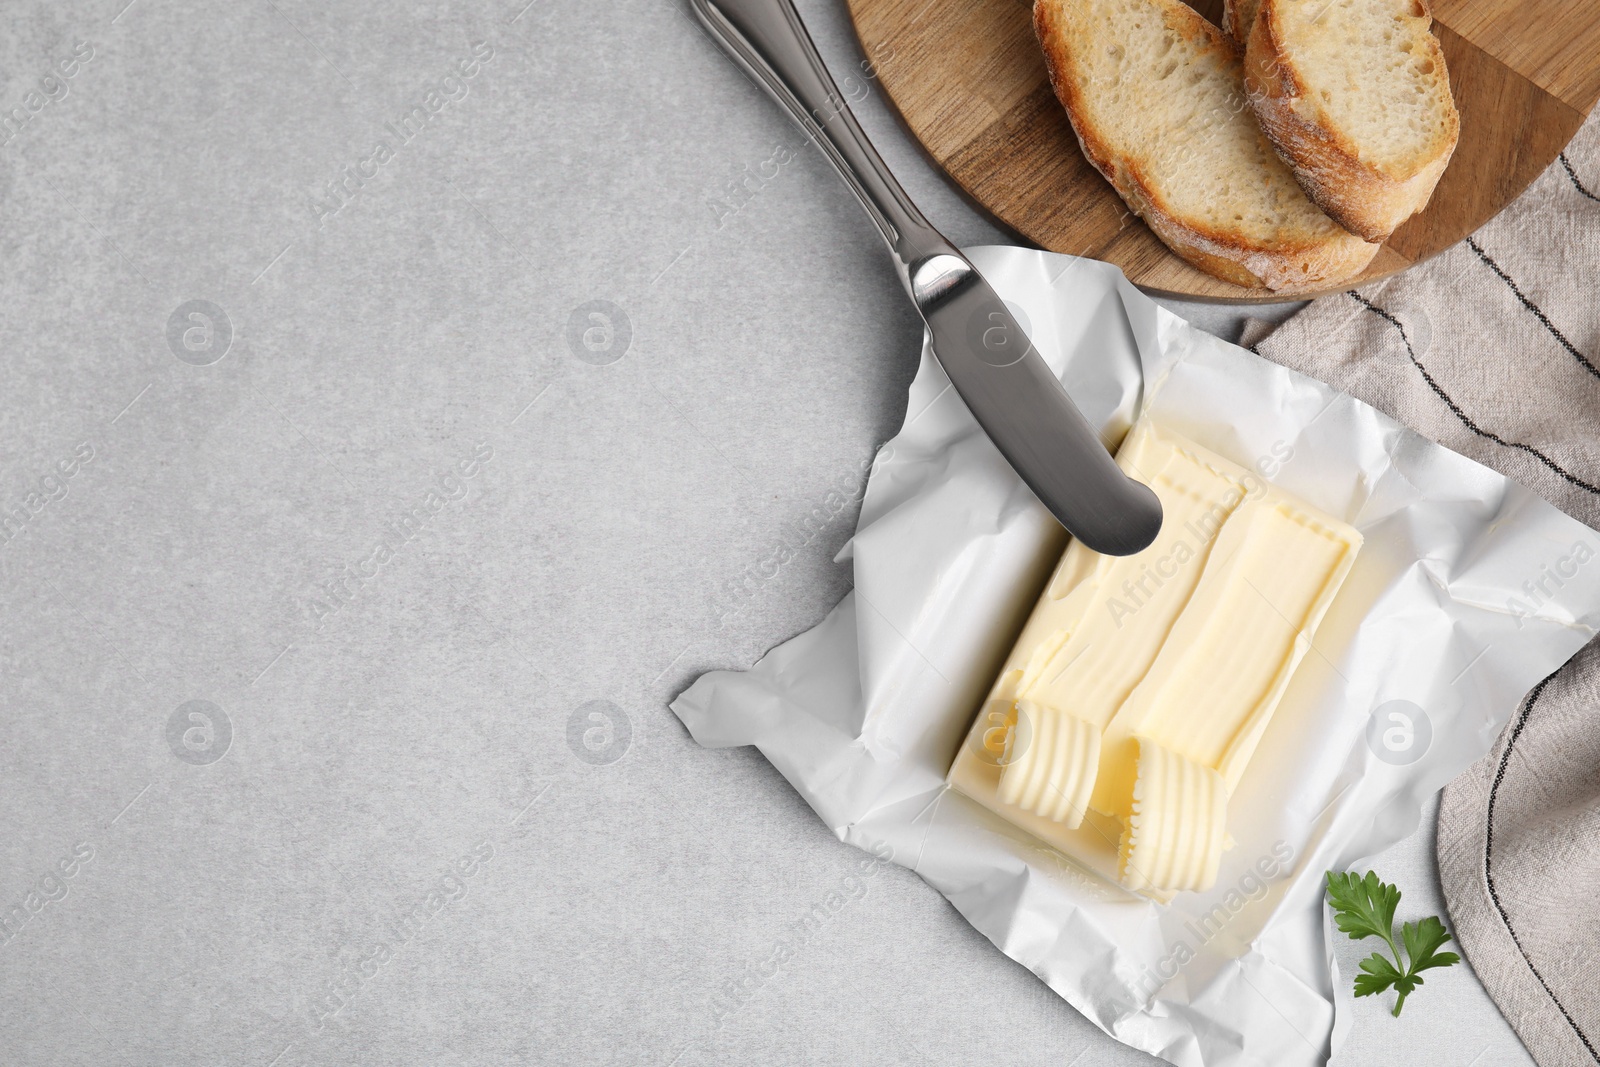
[688,0,953,277]
[691,0,1164,557]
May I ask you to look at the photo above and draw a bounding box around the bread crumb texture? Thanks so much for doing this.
[1270,0,1455,176]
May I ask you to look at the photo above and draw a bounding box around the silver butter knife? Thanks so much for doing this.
[690,0,1162,555]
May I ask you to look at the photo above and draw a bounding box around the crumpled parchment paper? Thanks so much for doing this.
[671,248,1600,1067]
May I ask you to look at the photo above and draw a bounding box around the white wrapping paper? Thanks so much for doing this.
[670,247,1600,1066]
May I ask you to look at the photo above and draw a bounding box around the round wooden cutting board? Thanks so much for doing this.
[844,0,1600,301]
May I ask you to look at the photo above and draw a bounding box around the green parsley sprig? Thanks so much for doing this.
[1324,870,1461,1016]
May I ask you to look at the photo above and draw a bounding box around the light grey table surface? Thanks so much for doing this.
[0,1,1530,1064]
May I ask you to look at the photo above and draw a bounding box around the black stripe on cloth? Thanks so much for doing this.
[1485,672,1600,1065]
[1561,153,1600,204]
[1466,237,1600,382]
[1347,292,1600,496]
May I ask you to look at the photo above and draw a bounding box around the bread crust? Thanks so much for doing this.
[1244,0,1459,241]
[1223,0,1262,42]
[1033,0,1379,293]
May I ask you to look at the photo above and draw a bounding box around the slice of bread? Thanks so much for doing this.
[1244,0,1459,241]
[1034,0,1379,293]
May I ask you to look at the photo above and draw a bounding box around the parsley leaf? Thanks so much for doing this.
[1353,951,1405,998]
[1326,870,1400,944]
[1324,870,1462,1016]
[1401,915,1461,976]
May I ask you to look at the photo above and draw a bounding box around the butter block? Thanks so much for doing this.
[947,420,1361,897]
